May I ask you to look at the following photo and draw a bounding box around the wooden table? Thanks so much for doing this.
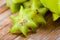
[0,0,60,40]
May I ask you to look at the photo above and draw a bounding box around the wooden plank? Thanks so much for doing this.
[41,27,60,40]
[14,36,25,40]
[0,10,11,22]
[56,36,60,40]
[0,25,12,38]
[0,0,6,7]
[0,18,12,30]
[1,33,18,40]
[0,0,8,13]
[0,5,8,13]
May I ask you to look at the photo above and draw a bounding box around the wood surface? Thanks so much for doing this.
[0,0,60,40]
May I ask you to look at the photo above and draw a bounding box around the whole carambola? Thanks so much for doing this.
[10,0,47,36]
[10,6,46,36]
[6,0,20,13]
[40,0,60,21]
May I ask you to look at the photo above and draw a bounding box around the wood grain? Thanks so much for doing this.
[0,0,60,40]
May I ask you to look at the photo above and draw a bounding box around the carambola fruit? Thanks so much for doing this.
[40,0,60,21]
[12,0,27,3]
[7,0,48,36]
[10,5,47,36]
[6,0,20,13]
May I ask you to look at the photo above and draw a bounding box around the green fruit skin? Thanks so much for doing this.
[40,0,60,14]
[40,0,60,21]
[53,13,60,21]
[9,0,48,36]
[38,8,48,16]
[23,1,32,8]
[6,0,20,13]
[19,26,28,36]
[10,23,20,33]
[31,0,42,10]
[12,0,27,3]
